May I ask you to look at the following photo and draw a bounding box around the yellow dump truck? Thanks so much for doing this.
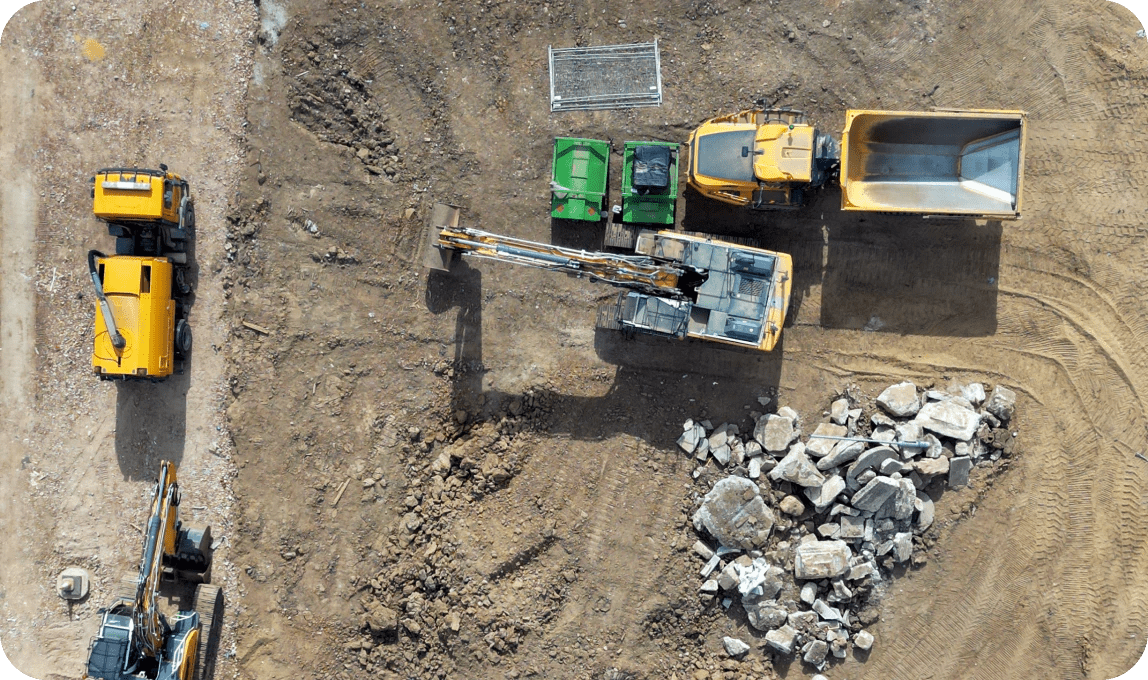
[840,109,1026,219]
[688,107,1026,218]
[89,166,194,381]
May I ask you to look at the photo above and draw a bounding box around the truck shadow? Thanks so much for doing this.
[112,218,198,481]
[114,372,189,480]
[680,186,1001,337]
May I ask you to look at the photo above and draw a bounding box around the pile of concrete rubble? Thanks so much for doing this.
[677,381,1017,670]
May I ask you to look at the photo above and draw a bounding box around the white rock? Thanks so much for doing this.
[804,475,845,512]
[914,399,980,441]
[807,423,848,457]
[986,384,1017,423]
[748,457,763,479]
[854,629,875,651]
[962,382,986,405]
[755,412,799,452]
[892,532,913,562]
[765,625,798,654]
[817,439,866,471]
[769,443,826,488]
[877,381,920,417]
[692,476,775,549]
[794,539,852,579]
[722,636,750,657]
[800,582,818,604]
[830,398,849,425]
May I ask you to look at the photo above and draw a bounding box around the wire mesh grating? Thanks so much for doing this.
[548,39,663,112]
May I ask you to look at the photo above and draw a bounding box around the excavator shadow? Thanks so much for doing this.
[425,262,484,418]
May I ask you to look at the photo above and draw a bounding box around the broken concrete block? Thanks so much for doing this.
[800,582,818,604]
[830,398,849,425]
[845,446,898,487]
[849,476,901,512]
[699,579,719,594]
[855,469,877,487]
[804,475,845,513]
[831,578,853,601]
[744,440,763,458]
[923,433,943,459]
[915,399,980,441]
[807,423,848,457]
[877,381,920,417]
[847,561,876,581]
[962,382,986,405]
[838,514,866,540]
[854,629,874,651]
[911,456,950,477]
[709,424,731,450]
[712,444,731,466]
[717,562,741,591]
[723,636,750,657]
[755,412,799,452]
[678,426,701,454]
[748,457,762,479]
[986,384,1016,423]
[892,532,913,562]
[914,490,935,532]
[894,420,924,453]
[765,625,798,654]
[695,436,711,461]
[788,610,818,630]
[816,438,866,471]
[693,540,716,561]
[730,439,745,465]
[874,478,916,521]
[794,539,852,579]
[746,600,789,631]
[878,458,904,476]
[803,639,829,666]
[948,456,973,489]
[817,523,839,538]
[769,443,826,488]
[779,495,806,516]
[701,554,721,577]
[812,598,845,623]
[692,476,775,550]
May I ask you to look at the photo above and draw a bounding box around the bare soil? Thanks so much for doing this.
[3,0,1148,679]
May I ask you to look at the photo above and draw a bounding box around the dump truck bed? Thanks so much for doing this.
[840,109,1026,219]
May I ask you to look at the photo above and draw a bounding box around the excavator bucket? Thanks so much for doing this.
[421,203,461,272]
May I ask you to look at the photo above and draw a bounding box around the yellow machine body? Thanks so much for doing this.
[686,109,829,209]
[92,255,176,379]
[93,168,187,224]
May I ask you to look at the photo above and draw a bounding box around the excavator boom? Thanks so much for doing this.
[437,225,685,297]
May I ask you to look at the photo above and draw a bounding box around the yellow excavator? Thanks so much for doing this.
[423,204,792,352]
[89,166,195,380]
[83,461,221,680]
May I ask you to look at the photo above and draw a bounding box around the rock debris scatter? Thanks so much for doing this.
[679,381,1018,672]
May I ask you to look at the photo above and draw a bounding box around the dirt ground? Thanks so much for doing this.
[3,0,1148,679]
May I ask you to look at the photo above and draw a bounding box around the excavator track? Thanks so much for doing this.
[192,583,223,680]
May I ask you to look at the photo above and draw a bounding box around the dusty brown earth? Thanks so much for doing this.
[3,0,1148,679]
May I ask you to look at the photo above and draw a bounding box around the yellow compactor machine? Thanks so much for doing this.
[89,166,194,380]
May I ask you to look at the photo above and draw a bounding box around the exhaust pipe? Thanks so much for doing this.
[88,250,126,350]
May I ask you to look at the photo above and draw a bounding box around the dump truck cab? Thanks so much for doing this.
[687,109,839,209]
[89,166,194,381]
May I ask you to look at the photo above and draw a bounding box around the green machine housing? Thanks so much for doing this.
[550,137,610,221]
[621,141,679,225]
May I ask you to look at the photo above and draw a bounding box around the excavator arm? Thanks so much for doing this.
[436,225,688,298]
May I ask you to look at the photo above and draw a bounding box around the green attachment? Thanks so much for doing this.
[620,141,679,225]
[551,137,610,222]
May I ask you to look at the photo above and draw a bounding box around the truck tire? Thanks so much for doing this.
[175,320,192,358]
[192,583,223,680]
